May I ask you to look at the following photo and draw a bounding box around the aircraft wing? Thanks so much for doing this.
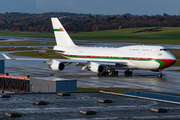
[2,54,50,61]
[2,53,87,62]
[2,53,127,66]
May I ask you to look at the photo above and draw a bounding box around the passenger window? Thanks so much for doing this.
[132,49,139,51]
[142,49,150,51]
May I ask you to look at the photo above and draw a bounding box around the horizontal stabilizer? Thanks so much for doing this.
[2,54,12,59]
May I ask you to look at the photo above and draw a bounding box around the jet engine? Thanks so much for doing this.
[50,61,65,71]
[88,62,104,73]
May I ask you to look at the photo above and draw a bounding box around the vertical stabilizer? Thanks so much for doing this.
[51,18,76,46]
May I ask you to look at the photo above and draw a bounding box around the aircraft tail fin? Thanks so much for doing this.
[51,18,76,47]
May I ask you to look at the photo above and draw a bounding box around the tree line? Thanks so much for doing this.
[0,12,180,32]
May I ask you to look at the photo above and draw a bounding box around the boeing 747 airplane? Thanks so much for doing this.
[3,18,177,78]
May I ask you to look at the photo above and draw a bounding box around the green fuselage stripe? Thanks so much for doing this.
[155,60,164,68]
[61,54,164,68]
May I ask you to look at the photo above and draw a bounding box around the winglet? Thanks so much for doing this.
[2,54,12,59]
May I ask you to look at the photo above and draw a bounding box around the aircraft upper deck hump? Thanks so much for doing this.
[51,18,76,47]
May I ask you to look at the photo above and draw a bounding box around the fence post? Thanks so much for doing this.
[24,79,26,92]
[3,76,4,92]
[17,78,19,92]
[10,77,11,92]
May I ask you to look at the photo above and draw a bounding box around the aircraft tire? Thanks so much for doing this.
[158,73,162,78]
[115,71,118,76]
[124,71,127,76]
[124,71,130,76]
[129,71,132,76]
[110,71,114,76]
[106,72,109,76]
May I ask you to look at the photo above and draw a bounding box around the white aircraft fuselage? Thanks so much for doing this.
[54,44,176,71]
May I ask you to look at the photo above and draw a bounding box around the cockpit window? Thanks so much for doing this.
[160,49,168,51]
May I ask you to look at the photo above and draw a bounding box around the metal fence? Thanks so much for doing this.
[0,74,30,93]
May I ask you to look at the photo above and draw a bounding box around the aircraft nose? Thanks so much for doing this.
[168,59,176,67]
[162,56,176,68]
[170,54,177,66]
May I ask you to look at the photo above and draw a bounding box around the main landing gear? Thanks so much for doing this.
[98,71,109,76]
[98,69,133,77]
[98,69,163,78]
[110,71,118,76]
[98,70,118,76]
[124,69,133,76]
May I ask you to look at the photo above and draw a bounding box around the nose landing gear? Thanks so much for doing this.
[158,73,162,78]
[158,69,163,78]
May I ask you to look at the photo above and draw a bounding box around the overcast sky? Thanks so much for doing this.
[0,0,179,15]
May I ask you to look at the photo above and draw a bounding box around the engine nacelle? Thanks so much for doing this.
[88,62,104,73]
[50,61,65,71]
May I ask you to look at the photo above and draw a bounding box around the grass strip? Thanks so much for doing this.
[77,88,134,93]
[0,41,56,46]
[0,31,54,38]
[1,27,180,44]
[0,47,35,51]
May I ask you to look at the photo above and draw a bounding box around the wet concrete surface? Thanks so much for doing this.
[1,53,180,94]
[2,92,180,120]
[0,36,180,94]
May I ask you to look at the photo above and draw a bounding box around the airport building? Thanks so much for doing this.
[0,74,76,93]
[30,77,77,92]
